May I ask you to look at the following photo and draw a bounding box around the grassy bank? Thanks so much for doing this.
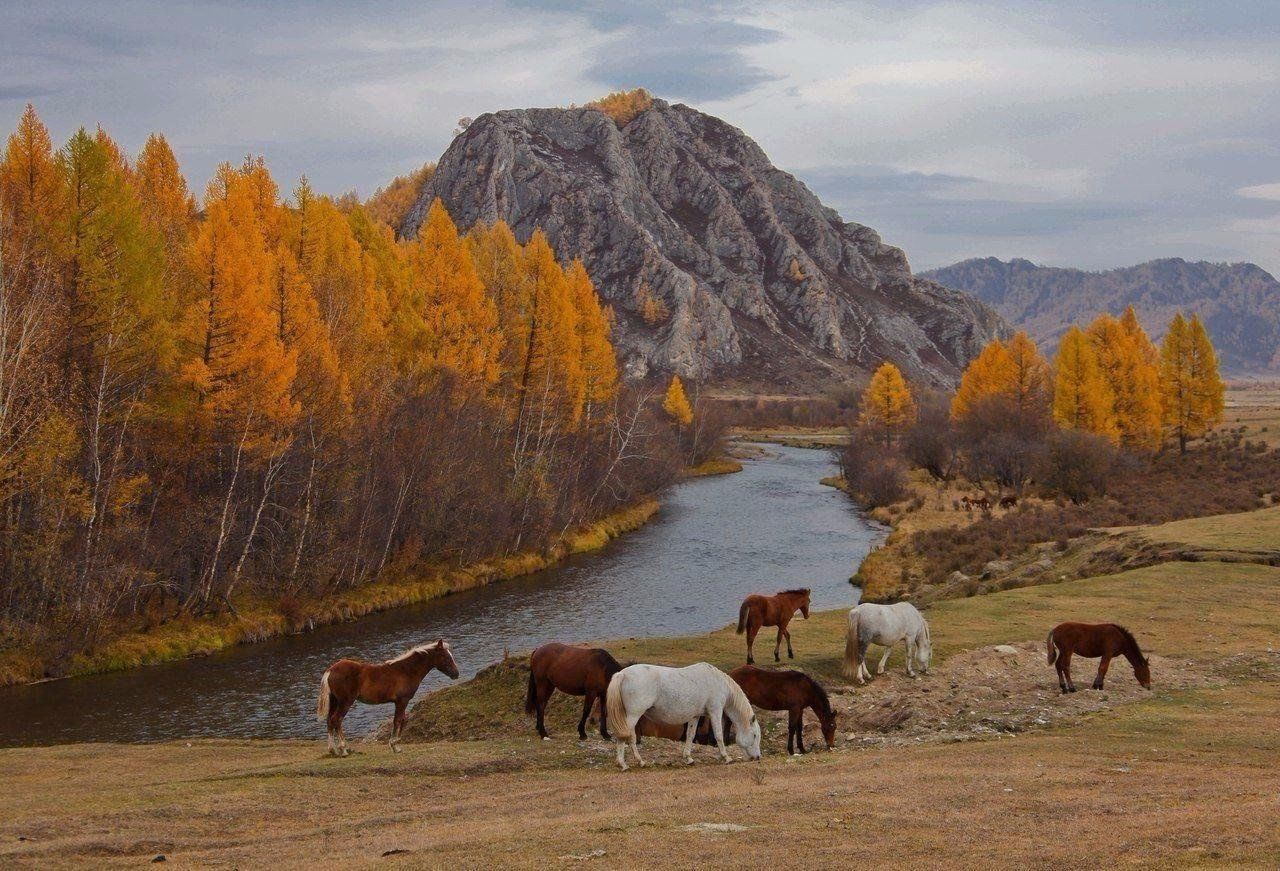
[684,455,744,477]
[3,521,1279,867]
[0,499,661,687]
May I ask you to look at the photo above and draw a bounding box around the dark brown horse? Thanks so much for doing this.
[1046,622,1151,694]
[736,588,810,664]
[729,664,836,754]
[999,494,1018,509]
[636,713,734,746]
[525,642,623,740]
[317,640,459,756]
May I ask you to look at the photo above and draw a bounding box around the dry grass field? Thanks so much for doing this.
[1223,382,1280,447]
[3,516,1279,869]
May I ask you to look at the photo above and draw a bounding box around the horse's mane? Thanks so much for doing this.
[386,640,451,664]
[780,587,811,596]
[805,675,833,719]
[724,673,756,723]
[1112,625,1147,663]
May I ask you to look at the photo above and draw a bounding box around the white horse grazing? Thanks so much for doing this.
[604,662,762,770]
[842,602,932,684]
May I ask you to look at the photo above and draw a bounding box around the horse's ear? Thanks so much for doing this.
[435,638,444,648]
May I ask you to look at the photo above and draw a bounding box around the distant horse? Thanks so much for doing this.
[1047,622,1151,693]
[999,495,1018,509]
[842,602,932,684]
[525,642,622,740]
[729,665,837,755]
[605,662,762,770]
[736,588,810,664]
[317,640,459,756]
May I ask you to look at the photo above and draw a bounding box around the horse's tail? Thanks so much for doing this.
[1045,630,1058,666]
[736,600,750,634]
[605,673,631,741]
[524,669,538,715]
[842,609,861,677]
[316,670,331,722]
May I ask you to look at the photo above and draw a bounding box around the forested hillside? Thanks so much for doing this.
[0,106,685,673]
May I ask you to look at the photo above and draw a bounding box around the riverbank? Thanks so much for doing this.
[0,498,662,688]
[3,529,1278,867]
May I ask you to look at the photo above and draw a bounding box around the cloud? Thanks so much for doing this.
[1238,182,1280,201]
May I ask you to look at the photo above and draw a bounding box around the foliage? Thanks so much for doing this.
[837,428,908,508]
[1052,325,1116,439]
[858,362,916,441]
[1159,312,1225,452]
[0,105,678,671]
[364,162,435,230]
[586,88,654,127]
[663,375,693,426]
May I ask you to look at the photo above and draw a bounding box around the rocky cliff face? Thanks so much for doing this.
[923,257,1280,373]
[403,98,1006,388]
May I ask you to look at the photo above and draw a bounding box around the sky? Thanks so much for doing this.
[3,0,1280,274]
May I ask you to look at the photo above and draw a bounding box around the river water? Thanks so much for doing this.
[0,444,883,746]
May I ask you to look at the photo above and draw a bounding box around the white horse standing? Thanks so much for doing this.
[842,602,932,684]
[604,662,762,770]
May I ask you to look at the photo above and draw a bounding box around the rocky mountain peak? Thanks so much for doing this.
[402,97,1006,389]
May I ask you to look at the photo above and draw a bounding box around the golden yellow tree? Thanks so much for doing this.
[1159,312,1224,452]
[513,229,581,422]
[565,258,618,421]
[1053,326,1117,438]
[467,219,531,396]
[663,374,693,426]
[396,199,502,387]
[1,104,65,250]
[859,362,916,441]
[1004,331,1052,418]
[1087,312,1161,450]
[950,338,1014,420]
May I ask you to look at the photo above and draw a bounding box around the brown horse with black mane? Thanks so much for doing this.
[729,664,836,754]
[317,639,459,756]
[526,642,623,740]
[1047,622,1151,694]
[736,588,810,664]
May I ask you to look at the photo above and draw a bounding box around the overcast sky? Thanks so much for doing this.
[3,1,1280,273]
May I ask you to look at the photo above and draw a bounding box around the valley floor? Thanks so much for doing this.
[3,542,1279,868]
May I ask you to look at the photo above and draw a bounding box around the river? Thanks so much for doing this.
[0,444,883,746]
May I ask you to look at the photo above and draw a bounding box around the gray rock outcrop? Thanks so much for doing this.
[403,98,1007,387]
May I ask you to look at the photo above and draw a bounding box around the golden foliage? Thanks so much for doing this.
[1052,326,1117,439]
[365,162,435,230]
[586,88,654,127]
[663,375,693,426]
[859,362,916,437]
[1159,312,1224,452]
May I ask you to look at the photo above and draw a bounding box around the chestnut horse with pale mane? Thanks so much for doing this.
[317,640,459,756]
[736,588,810,664]
[1046,622,1151,694]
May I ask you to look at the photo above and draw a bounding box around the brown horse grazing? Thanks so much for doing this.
[729,665,836,755]
[1046,622,1151,694]
[525,642,623,740]
[317,640,459,756]
[636,713,734,746]
[736,588,810,664]
[999,494,1018,509]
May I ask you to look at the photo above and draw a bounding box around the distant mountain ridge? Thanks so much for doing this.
[921,257,1280,372]
[401,97,1006,389]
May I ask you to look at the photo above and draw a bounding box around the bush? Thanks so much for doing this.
[837,429,908,508]
[1038,430,1125,504]
[904,393,959,481]
[587,89,654,127]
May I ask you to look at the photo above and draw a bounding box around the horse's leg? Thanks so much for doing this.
[1092,654,1112,690]
[1062,651,1076,692]
[390,699,407,753]
[794,709,807,754]
[683,718,699,765]
[577,693,593,740]
[1055,659,1069,694]
[628,714,646,767]
[787,710,800,755]
[535,680,553,739]
[709,704,730,763]
[904,639,916,677]
[877,641,893,675]
[598,692,611,741]
[746,621,758,664]
[774,624,784,662]
[784,621,795,659]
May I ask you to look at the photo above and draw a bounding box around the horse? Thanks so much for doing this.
[729,665,836,755]
[1046,622,1151,693]
[636,713,734,746]
[604,662,762,770]
[736,588,810,664]
[316,639,459,756]
[842,602,932,684]
[999,494,1018,509]
[525,642,622,740]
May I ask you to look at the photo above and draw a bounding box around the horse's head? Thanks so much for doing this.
[797,588,811,620]
[819,711,837,749]
[915,628,932,672]
[1134,656,1152,690]
[736,712,762,760]
[431,639,459,679]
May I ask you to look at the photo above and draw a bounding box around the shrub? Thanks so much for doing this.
[587,89,654,127]
[1038,430,1125,504]
[837,429,908,508]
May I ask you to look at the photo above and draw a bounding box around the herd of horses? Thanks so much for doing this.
[316,588,1152,767]
[960,493,1019,512]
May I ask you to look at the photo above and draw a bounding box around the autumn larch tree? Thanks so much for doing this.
[1086,312,1161,450]
[859,362,916,443]
[951,338,1014,421]
[663,374,693,426]
[1052,325,1117,439]
[1158,312,1224,453]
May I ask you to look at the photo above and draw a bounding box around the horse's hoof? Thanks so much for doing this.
[542,736,551,742]
[391,744,401,754]
[685,758,695,765]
